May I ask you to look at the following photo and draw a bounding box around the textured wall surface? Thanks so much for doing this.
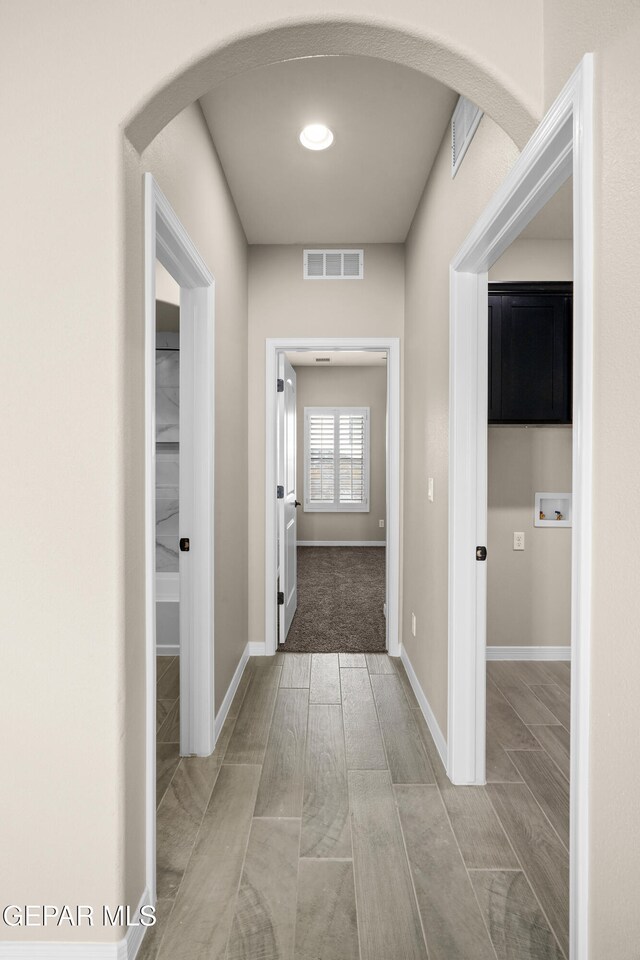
[488,427,572,648]
[403,116,519,736]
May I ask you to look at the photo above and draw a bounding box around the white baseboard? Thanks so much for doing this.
[400,646,448,770]
[0,887,152,959]
[296,540,386,547]
[247,640,266,656]
[125,890,151,960]
[486,645,571,661]
[155,599,179,656]
[214,643,250,743]
[156,644,180,657]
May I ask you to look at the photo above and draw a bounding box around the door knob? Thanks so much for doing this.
[294,500,301,508]
[476,545,487,561]
[179,538,190,552]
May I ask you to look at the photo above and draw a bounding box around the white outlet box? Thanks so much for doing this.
[428,477,434,502]
[379,519,385,528]
[513,531,525,551]
[411,612,416,637]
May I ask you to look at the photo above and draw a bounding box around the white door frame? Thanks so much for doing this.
[144,174,215,901]
[448,56,593,958]
[265,337,401,657]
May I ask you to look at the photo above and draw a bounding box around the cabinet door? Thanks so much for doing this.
[489,293,572,423]
[488,295,503,422]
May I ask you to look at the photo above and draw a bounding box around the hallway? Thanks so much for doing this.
[145,654,567,960]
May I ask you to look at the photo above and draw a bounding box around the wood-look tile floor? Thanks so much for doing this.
[143,654,570,960]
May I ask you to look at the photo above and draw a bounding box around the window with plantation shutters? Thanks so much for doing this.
[304,407,370,512]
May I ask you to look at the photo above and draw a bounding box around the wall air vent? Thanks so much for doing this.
[303,249,364,280]
[315,357,331,362]
[451,96,483,178]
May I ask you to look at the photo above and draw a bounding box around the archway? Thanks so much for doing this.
[124,8,546,950]
[125,18,541,154]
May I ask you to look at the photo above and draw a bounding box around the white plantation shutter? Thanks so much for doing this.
[339,413,365,504]
[308,414,335,504]
[304,407,370,512]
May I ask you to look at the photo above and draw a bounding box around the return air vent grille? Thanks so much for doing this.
[451,96,483,178]
[303,249,364,280]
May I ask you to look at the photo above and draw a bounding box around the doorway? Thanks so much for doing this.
[481,182,574,956]
[265,337,401,657]
[447,58,593,958]
[277,349,388,654]
[144,174,216,901]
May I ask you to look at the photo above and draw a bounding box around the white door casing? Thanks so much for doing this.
[144,174,215,903]
[265,337,401,658]
[278,354,298,641]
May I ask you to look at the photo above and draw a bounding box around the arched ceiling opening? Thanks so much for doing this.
[125,18,541,157]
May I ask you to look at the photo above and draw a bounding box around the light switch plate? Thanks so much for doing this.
[428,477,434,502]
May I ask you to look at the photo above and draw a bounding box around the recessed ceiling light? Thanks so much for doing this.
[299,123,334,151]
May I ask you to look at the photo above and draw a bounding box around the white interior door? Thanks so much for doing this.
[278,354,298,641]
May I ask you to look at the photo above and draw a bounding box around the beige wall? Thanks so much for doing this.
[294,365,387,542]
[248,244,403,644]
[0,92,248,937]
[403,116,520,736]
[543,4,640,954]
[489,238,573,282]
[488,428,572,647]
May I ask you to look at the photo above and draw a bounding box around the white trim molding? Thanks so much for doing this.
[486,646,571,661]
[400,646,448,770]
[248,641,267,656]
[296,540,386,547]
[0,887,152,959]
[156,644,180,657]
[265,338,401,658]
[214,643,250,742]
[448,56,593,959]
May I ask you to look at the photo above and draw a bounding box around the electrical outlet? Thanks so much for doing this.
[428,477,434,502]
[379,519,385,528]
[513,531,525,551]
[411,612,417,637]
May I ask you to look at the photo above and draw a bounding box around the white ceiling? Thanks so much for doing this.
[286,350,387,367]
[200,56,457,244]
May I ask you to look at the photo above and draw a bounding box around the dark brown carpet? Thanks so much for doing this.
[282,546,386,653]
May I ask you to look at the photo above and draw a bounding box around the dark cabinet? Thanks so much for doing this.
[488,282,572,424]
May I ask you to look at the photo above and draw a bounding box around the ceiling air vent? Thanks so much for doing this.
[451,96,483,178]
[303,249,364,280]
